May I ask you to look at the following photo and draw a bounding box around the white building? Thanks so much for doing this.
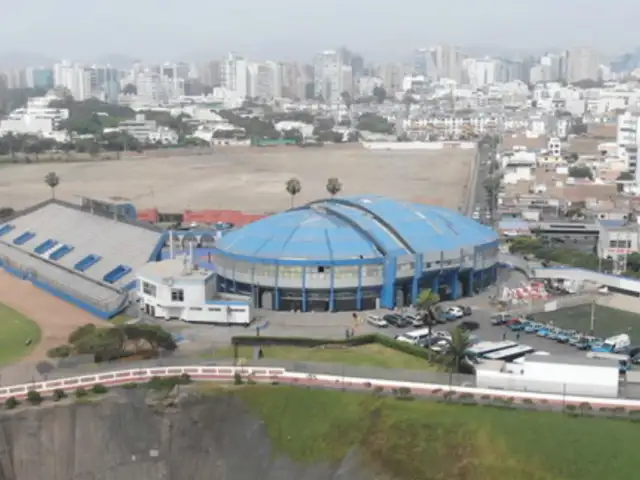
[314,50,353,103]
[53,61,92,100]
[247,62,273,100]
[118,113,179,144]
[0,95,70,135]
[616,111,640,181]
[220,53,248,98]
[137,257,252,324]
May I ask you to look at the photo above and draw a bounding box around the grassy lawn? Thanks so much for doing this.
[535,305,640,338]
[208,344,438,370]
[0,303,41,364]
[232,385,640,480]
[109,314,134,326]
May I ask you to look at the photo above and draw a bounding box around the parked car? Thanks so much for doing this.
[366,315,388,328]
[555,331,571,343]
[536,327,553,337]
[456,305,472,316]
[403,314,424,327]
[576,336,600,350]
[547,329,563,341]
[459,320,480,332]
[383,314,410,328]
[508,321,526,332]
[445,306,464,319]
[524,322,543,334]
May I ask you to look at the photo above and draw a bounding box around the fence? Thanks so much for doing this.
[503,292,599,316]
[0,253,126,315]
[2,364,640,420]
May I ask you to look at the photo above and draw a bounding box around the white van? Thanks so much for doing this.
[394,327,436,345]
[395,328,449,345]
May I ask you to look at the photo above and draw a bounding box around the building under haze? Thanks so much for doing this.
[212,195,499,312]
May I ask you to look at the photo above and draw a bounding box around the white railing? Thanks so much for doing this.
[2,365,640,411]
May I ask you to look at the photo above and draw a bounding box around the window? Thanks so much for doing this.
[171,288,184,302]
[142,282,157,297]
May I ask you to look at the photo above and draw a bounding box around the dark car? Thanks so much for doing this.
[457,305,472,316]
[383,314,410,328]
[459,320,480,332]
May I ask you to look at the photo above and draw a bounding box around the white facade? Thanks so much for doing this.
[314,50,353,102]
[616,111,640,182]
[221,53,248,98]
[137,258,252,325]
[53,61,92,100]
[0,95,69,135]
[247,62,272,100]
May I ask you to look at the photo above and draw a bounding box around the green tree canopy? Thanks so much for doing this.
[356,114,394,134]
[569,165,593,180]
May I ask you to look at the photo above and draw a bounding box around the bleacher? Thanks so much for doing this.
[0,200,163,318]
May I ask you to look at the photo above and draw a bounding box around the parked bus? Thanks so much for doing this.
[466,340,518,357]
[483,344,535,362]
[395,328,449,345]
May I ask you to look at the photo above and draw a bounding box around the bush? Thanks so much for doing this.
[372,386,384,396]
[363,382,372,389]
[75,387,88,398]
[47,344,72,358]
[121,383,138,390]
[5,397,19,410]
[578,402,592,414]
[564,404,577,412]
[68,324,97,344]
[522,398,535,405]
[91,384,108,394]
[53,389,67,401]
[26,390,43,405]
[179,373,192,385]
[233,372,243,385]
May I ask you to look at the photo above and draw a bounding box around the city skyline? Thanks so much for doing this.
[2,0,640,62]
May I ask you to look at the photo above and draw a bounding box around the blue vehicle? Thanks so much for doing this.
[547,329,563,341]
[536,327,551,337]
[568,335,582,346]
[509,321,527,332]
[555,331,571,343]
[524,322,543,333]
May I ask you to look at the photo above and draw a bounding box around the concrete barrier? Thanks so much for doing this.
[2,365,640,411]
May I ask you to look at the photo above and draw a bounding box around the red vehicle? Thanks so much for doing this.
[505,318,521,327]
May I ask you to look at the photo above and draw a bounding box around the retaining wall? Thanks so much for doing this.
[3,364,640,411]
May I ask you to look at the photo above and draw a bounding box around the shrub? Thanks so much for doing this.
[522,398,535,405]
[91,384,108,395]
[179,373,191,385]
[442,391,455,401]
[26,390,43,405]
[398,387,411,396]
[75,387,89,398]
[68,324,97,344]
[372,386,384,396]
[480,395,491,401]
[612,406,627,415]
[363,382,372,389]
[247,376,256,385]
[431,388,442,395]
[121,383,138,390]
[564,404,577,412]
[458,393,475,401]
[53,389,67,401]
[271,381,279,385]
[5,397,19,410]
[233,372,243,385]
[47,344,72,358]
[578,402,592,414]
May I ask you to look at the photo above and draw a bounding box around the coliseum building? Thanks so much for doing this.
[212,195,500,312]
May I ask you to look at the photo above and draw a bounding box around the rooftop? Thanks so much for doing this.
[137,257,213,282]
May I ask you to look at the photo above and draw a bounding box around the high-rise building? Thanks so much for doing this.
[199,61,221,87]
[566,47,602,83]
[265,60,284,98]
[314,50,353,102]
[413,48,436,78]
[89,65,120,103]
[247,62,273,99]
[616,112,640,183]
[378,62,405,93]
[25,67,54,90]
[3,69,26,89]
[53,61,92,100]
[430,45,466,83]
[220,53,248,98]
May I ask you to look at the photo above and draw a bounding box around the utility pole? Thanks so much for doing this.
[589,255,602,334]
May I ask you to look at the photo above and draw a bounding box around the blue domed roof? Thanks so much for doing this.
[215,195,498,261]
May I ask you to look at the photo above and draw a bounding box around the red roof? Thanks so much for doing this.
[137,208,159,223]
[183,210,266,226]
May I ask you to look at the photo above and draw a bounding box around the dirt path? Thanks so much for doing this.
[0,271,106,363]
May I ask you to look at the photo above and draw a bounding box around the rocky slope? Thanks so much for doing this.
[0,390,384,480]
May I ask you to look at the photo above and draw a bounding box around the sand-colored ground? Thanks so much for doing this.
[0,145,475,213]
[0,271,104,363]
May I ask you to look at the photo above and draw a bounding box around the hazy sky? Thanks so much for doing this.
[1,0,636,62]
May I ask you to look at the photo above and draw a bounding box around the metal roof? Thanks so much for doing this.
[215,195,498,261]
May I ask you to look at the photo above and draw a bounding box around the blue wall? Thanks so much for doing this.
[0,260,126,320]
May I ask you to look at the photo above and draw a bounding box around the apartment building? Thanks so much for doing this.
[314,50,353,103]
[566,47,602,83]
[220,53,248,98]
[53,61,92,100]
[25,67,54,90]
[118,114,178,144]
[616,111,640,180]
[247,62,273,99]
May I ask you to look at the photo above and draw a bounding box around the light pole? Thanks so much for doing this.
[589,255,602,334]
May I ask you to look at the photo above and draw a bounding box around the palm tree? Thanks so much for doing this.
[285,177,302,208]
[483,174,502,224]
[416,288,440,341]
[326,177,342,197]
[442,327,473,388]
[44,172,60,199]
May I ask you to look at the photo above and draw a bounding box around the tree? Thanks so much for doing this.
[340,91,352,111]
[122,83,137,95]
[355,114,393,134]
[326,177,342,197]
[483,175,502,224]
[372,85,387,104]
[285,177,302,208]
[416,289,440,338]
[442,327,473,383]
[44,172,60,199]
[569,165,593,180]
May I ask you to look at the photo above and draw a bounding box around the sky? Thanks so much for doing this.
[0,0,636,63]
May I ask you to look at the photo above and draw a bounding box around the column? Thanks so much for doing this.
[329,266,335,312]
[356,264,363,310]
[274,264,280,310]
[301,266,307,312]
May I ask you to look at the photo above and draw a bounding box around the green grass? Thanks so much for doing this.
[208,344,438,370]
[0,303,41,364]
[535,305,640,337]
[109,314,134,326]
[231,385,640,480]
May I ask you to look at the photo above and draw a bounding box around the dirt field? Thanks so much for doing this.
[0,271,105,363]
[0,145,475,213]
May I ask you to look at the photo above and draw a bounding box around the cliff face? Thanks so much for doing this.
[0,391,382,480]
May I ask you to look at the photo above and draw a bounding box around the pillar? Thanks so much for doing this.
[356,264,363,310]
[381,257,397,309]
[329,265,335,312]
[301,266,307,312]
[274,264,280,310]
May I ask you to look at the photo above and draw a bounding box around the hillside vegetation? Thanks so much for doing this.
[234,386,640,480]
